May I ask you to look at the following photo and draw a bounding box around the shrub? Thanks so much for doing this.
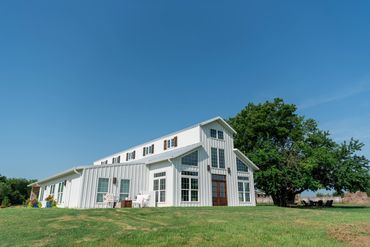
[1,196,10,208]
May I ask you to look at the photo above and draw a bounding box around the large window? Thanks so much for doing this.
[238,177,250,202]
[181,151,198,166]
[153,173,166,203]
[50,184,55,195]
[237,158,249,172]
[57,182,64,204]
[211,148,225,168]
[211,148,218,167]
[97,178,109,203]
[119,179,130,201]
[181,172,198,202]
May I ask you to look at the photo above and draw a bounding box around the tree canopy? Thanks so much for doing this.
[229,98,370,206]
[0,174,35,207]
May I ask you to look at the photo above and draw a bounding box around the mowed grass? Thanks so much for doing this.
[0,206,369,247]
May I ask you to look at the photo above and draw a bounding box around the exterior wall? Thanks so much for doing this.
[38,172,82,208]
[79,163,150,208]
[93,126,200,165]
[148,160,174,207]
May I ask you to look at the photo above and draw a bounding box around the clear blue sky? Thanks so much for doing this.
[1,1,369,179]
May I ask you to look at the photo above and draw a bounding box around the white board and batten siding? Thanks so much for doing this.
[79,163,149,208]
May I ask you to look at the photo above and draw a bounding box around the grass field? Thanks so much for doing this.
[0,206,369,247]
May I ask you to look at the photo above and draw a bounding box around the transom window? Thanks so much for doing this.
[236,158,249,172]
[211,148,225,168]
[153,178,166,202]
[238,179,250,203]
[119,179,130,201]
[181,151,198,166]
[181,172,198,202]
[57,182,64,204]
[154,172,166,178]
[96,178,109,203]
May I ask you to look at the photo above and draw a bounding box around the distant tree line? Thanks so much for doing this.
[0,174,35,207]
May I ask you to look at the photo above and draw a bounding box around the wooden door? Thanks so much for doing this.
[212,174,228,206]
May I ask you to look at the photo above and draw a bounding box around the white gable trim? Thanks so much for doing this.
[233,149,259,171]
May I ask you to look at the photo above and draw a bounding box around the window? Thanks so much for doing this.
[181,171,198,176]
[164,136,177,150]
[218,149,225,168]
[126,151,136,161]
[181,151,198,166]
[112,156,120,164]
[50,184,55,195]
[153,177,166,202]
[119,179,130,201]
[210,129,217,138]
[96,178,109,203]
[238,179,250,203]
[143,144,155,156]
[211,148,225,169]
[101,160,108,165]
[236,158,249,172]
[39,187,45,201]
[237,176,249,181]
[181,172,198,202]
[217,131,224,140]
[211,148,218,167]
[154,172,166,178]
[57,182,64,204]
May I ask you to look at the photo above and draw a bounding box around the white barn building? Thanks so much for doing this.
[29,117,259,208]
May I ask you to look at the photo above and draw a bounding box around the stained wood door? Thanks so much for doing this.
[212,174,228,206]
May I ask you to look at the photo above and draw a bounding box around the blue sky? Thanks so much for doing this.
[0,0,369,180]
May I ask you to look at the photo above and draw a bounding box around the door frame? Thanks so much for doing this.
[211,174,228,206]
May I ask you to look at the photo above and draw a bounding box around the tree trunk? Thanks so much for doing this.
[271,190,297,207]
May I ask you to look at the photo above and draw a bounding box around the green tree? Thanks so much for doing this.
[229,98,370,206]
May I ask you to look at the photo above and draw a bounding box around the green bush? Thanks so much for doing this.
[1,196,10,208]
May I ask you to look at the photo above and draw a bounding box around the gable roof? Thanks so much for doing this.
[233,149,259,171]
[199,116,237,134]
[95,116,235,162]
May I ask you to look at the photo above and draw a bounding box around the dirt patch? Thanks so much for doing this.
[328,223,370,247]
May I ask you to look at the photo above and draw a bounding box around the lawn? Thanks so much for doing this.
[0,206,369,247]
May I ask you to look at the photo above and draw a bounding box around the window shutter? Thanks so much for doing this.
[132,151,136,159]
[117,156,120,163]
[164,140,167,150]
[143,147,146,156]
[174,136,178,147]
[126,153,129,161]
[151,144,154,153]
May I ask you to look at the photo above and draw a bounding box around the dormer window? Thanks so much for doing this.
[126,151,136,161]
[101,160,108,165]
[112,156,121,164]
[143,144,155,156]
[164,136,178,150]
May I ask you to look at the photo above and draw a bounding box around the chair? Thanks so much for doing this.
[325,200,333,207]
[301,200,309,207]
[132,194,151,208]
[309,200,316,207]
[317,200,323,207]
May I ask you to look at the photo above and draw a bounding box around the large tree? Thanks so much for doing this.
[229,98,370,207]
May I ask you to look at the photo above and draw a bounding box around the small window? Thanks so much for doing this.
[126,151,136,161]
[211,148,218,167]
[218,149,225,168]
[154,172,166,178]
[96,178,109,203]
[237,158,249,172]
[181,151,198,166]
[217,131,224,140]
[210,129,217,138]
[181,171,198,176]
[143,144,155,156]
[119,179,130,201]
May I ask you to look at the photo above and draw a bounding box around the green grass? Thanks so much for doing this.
[0,206,369,247]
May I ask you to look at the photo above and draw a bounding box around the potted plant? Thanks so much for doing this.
[27,198,39,208]
[45,195,55,208]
